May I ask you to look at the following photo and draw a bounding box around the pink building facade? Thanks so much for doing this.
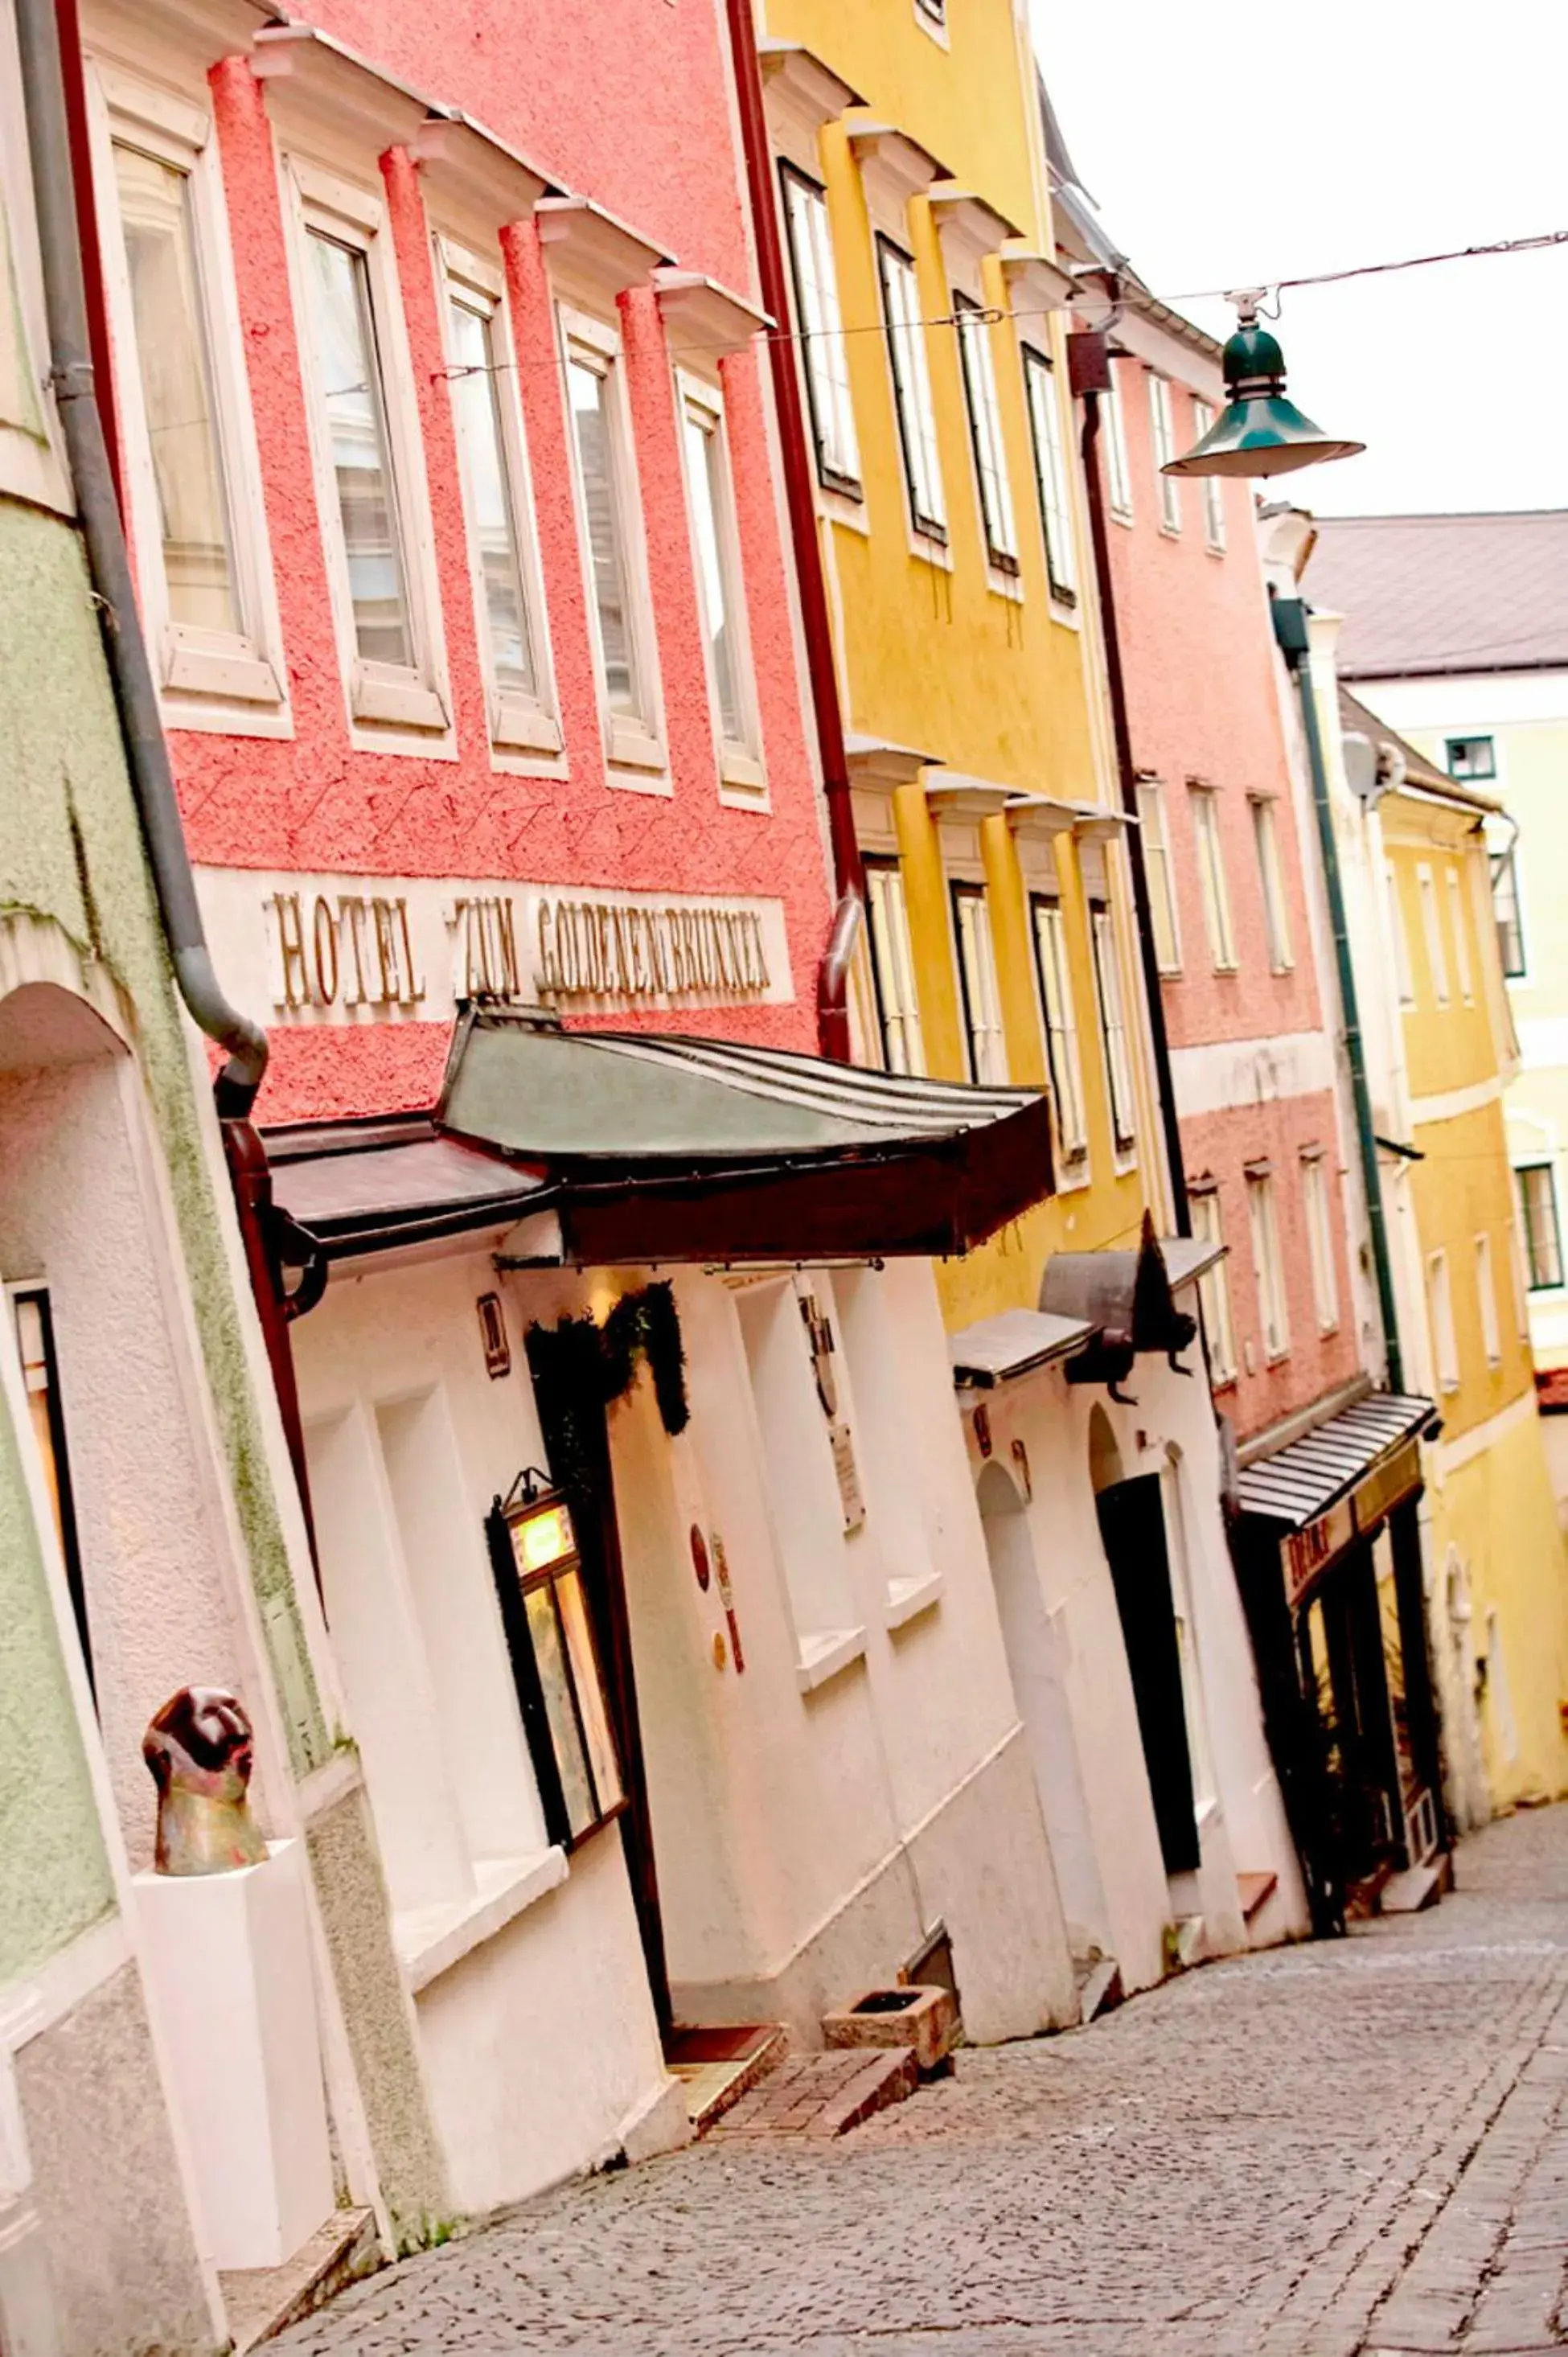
[1094,301,1361,1447]
[87,0,830,1127]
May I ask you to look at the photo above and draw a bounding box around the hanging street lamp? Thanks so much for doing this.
[1163,290,1365,478]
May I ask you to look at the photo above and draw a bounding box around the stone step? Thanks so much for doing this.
[665,2022,789,2134]
[219,2207,381,2354]
[1379,1862,1443,1914]
[1237,1870,1278,1922]
[1076,1956,1124,2022]
[712,2048,918,2141]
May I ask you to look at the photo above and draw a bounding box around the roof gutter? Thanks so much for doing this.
[723,0,864,1061]
[16,0,268,1119]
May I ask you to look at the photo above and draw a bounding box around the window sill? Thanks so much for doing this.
[493,700,564,758]
[1110,505,1135,528]
[885,1571,942,1631]
[1158,522,1182,541]
[909,529,953,573]
[719,745,767,798]
[819,486,870,537]
[794,1625,867,1694]
[1056,1156,1094,1194]
[398,1848,568,1995]
[987,567,1024,605]
[1211,1369,1238,1392]
[1205,540,1227,559]
[162,694,295,743]
[351,669,451,734]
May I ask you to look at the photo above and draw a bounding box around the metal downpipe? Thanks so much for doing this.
[15,0,269,1117]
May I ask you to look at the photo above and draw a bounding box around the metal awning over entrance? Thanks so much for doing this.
[265,1011,1054,1266]
[1234,1392,1438,1533]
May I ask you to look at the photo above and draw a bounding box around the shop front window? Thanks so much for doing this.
[490,1481,624,1850]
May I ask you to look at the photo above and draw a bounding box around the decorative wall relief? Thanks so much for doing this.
[143,1687,268,1876]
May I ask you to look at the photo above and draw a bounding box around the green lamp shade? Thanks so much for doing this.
[1163,318,1364,479]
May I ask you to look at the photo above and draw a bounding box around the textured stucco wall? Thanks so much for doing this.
[14,1962,211,2357]
[0,1394,113,1986]
[146,24,832,1127]
[0,501,325,1772]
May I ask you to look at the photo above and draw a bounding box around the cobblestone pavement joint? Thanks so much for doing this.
[281,1807,1568,2356]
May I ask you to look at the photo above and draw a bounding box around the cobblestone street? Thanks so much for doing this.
[282,1809,1568,2357]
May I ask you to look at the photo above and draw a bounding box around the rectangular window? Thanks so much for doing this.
[491,1487,625,1850]
[561,309,663,772]
[950,883,1008,1085]
[1103,359,1133,518]
[1149,373,1180,531]
[778,164,860,495]
[1090,899,1137,1152]
[1417,864,1449,1004]
[864,857,926,1075]
[1300,1152,1340,1335]
[1446,735,1495,781]
[1517,1163,1564,1291]
[1246,1169,1290,1360]
[1020,346,1076,602]
[877,236,946,540]
[1136,780,1182,972]
[1032,894,1088,1161]
[677,372,762,792]
[1476,1232,1502,1365]
[440,244,558,758]
[1251,795,1294,972]
[1387,864,1415,1004]
[1426,1249,1459,1391]
[1188,1188,1238,1385]
[1191,787,1238,970]
[1491,848,1526,978]
[288,159,449,737]
[93,76,283,717]
[954,295,1019,574]
[1192,398,1225,548]
[1446,868,1474,1003]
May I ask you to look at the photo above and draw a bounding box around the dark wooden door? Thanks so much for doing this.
[527,1328,673,2036]
[1096,1472,1201,1875]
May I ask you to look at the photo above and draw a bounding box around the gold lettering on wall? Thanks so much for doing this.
[266,891,426,1012]
[532,897,771,1005]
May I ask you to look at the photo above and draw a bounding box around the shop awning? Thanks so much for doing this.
[1235,1392,1438,1531]
[266,1012,1055,1266]
[948,1308,1098,1389]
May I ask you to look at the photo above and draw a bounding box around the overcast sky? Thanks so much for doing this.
[1027,0,1568,516]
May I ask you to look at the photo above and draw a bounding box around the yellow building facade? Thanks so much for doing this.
[757,0,1160,1328]
[1378,781,1568,1810]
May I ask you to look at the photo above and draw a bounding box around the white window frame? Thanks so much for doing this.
[1103,358,1133,521]
[1417,863,1449,1004]
[1191,398,1225,549]
[1490,844,1527,980]
[1090,897,1138,1156]
[1032,893,1088,1165]
[675,368,765,800]
[1445,867,1474,1004]
[950,881,1008,1085]
[1020,343,1076,605]
[0,0,69,515]
[864,857,926,1076]
[557,301,667,782]
[1250,794,1294,973]
[1387,862,1416,1005]
[88,64,289,734]
[1427,1247,1459,1392]
[1246,1168,1291,1362]
[778,162,861,497]
[1517,1162,1565,1294]
[1188,1186,1238,1384]
[1191,786,1238,971]
[1136,780,1182,973]
[876,234,946,544]
[281,153,452,746]
[437,236,560,764]
[1149,373,1180,532]
[953,294,1020,579]
[1475,1231,1501,1365]
[1300,1150,1340,1335]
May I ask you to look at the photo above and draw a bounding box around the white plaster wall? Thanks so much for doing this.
[293,1250,674,2212]
[0,1050,259,1870]
[591,1259,1074,2043]
[413,1833,668,2218]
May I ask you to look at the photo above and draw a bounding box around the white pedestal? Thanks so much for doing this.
[134,1839,334,2272]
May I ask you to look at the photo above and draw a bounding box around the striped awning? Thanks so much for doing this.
[266,1012,1056,1266]
[1234,1392,1438,1531]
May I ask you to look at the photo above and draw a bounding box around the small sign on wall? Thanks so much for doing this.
[798,1287,865,1536]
